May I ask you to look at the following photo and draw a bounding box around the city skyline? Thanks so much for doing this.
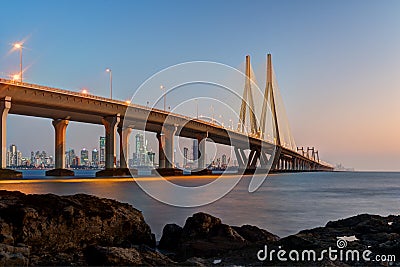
[5,136,231,170]
[1,1,399,170]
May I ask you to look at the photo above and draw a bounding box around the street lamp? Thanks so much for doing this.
[105,68,112,99]
[160,85,166,111]
[13,42,23,82]
[195,99,199,119]
[210,105,214,123]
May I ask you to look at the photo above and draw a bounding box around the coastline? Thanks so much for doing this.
[0,190,398,266]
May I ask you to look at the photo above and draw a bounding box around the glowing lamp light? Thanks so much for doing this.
[125,100,131,104]
[81,89,88,94]
[12,74,20,81]
[13,43,22,49]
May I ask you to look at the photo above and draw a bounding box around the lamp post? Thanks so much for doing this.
[210,105,214,123]
[195,99,199,119]
[106,68,112,99]
[160,85,166,111]
[13,43,23,82]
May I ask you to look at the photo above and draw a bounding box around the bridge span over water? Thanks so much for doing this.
[0,54,333,177]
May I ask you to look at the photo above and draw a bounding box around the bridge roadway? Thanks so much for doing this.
[0,78,333,177]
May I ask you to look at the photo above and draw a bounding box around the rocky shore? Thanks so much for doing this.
[0,190,398,266]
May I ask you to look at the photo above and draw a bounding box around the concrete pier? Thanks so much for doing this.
[155,125,183,176]
[46,119,74,176]
[96,114,126,177]
[0,97,22,178]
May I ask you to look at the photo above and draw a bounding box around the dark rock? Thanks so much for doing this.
[0,169,22,179]
[153,168,184,176]
[159,212,279,261]
[0,243,30,266]
[0,190,156,265]
[159,223,183,250]
[84,245,175,266]
[45,168,75,176]
[95,168,136,177]
[181,212,222,240]
[232,224,280,244]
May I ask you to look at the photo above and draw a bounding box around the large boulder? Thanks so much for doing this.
[0,190,156,265]
[159,212,278,260]
[158,223,183,250]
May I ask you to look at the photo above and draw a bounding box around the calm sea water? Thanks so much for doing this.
[0,171,399,239]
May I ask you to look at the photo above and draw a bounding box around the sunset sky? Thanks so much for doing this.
[1,0,399,171]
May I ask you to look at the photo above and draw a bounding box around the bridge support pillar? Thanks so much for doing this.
[156,132,166,169]
[0,97,22,178]
[196,133,208,170]
[115,126,134,176]
[96,114,124,177]
[46,119,74,176]
[191,132,211,175]
[154,125,182,176]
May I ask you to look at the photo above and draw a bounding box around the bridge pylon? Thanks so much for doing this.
[238,55,258,135]
[260,54,280,146]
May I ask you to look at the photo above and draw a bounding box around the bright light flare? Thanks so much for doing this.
[12,74,20,81]
[13,43,22,49]
[125,100,131,104]
[81,89,88,94]
[105,68,111,72]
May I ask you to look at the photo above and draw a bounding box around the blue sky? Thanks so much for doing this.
[1,0,400,170]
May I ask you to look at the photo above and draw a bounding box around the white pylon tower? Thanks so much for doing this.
[238,55,258,135]
[259,54,280,146]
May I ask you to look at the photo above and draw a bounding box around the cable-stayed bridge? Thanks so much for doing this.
[0,54,332,178]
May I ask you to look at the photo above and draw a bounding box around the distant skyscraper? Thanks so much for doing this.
[30,151,35,165]
[183,147,189,166]
[99,137,106,166]
[9,144,17,167]
[135,133,146,166]
[17,151,22,166]
[80,148,89,166]
[147,151,155,167]
[92,149,99,166]
[6,151,10,167]
[192,140,198,161]
[221,154,227,166]
[65,149,75,168]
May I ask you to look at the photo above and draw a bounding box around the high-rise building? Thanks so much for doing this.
[6,151,10,167]
[65,149,75,168]
[9,144,17,167]
[221,154,227,166]
[147,151,155,167]
[99,137,106,166]
[192,140,198,161]
[30,151,35,165]
[72,156,80,166]
[80,148,89,166]
[135,133,146,166]
[183,147,189,167]
[17,151,22,166]
[92,149,99,166]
